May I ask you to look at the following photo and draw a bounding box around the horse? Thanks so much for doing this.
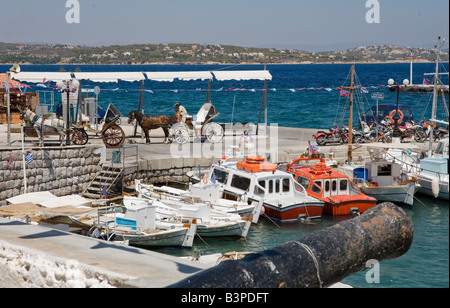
[20,109,66,147]
[127,111,172,144]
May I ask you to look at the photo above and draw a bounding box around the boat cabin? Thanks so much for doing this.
[288,159,363,200]
[205,156,309,202]
[339,159,403,187]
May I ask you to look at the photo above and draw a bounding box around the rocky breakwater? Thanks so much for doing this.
[0,145,103,206]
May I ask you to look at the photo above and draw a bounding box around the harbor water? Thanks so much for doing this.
[2,63,448,288]
[152,195,448,288]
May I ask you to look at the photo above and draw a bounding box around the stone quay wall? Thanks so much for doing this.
[0,145,103,206]
[122,156,221,188]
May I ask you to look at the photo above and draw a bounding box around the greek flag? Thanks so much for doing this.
[7,155,13,169]
[2,83,10,94]
[91,228,100,238]
[25,153,33,164]
[102,186,108,198]
[211,173,217,184]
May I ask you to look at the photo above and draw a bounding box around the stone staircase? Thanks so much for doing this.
[82,164,124,199]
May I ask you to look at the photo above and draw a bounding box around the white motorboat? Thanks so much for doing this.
[98,202,197,248]
[417,138,449,200]
[136,180,256,219]
[123,195,256,239]
[338,155,420,206]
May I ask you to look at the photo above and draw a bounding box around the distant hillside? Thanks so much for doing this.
[0,42,448,65]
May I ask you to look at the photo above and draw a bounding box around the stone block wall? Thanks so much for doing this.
[0,145,103,206]
[122,157,221,188]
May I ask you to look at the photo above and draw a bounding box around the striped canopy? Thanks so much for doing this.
[0,73,28,89]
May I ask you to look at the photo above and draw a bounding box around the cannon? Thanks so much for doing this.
[169,202,413,288]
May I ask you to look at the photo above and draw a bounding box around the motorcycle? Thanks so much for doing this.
[314,126,346,145]
[358,121,385,143]
[434,126,449,140]
[415,121,448,143]
[341,126,364,144]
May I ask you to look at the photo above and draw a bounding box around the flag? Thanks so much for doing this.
[7,155,13,168]
[340,89,349,97]
[102,186,108,198]
[211,173,217,184]
[91,228,100,238]
[241,133,253,143]
[361,87,369,94]
[2,83,10,94]
[25,153,33,164]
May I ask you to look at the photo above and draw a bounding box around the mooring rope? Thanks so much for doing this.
[295,241,323,288]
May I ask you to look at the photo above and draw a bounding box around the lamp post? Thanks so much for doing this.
[57,79,79,146]
[387,78,409,138]
[6,70,11,145]
[6,64,21,145]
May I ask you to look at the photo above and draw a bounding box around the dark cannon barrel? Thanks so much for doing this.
[169,202,414,288]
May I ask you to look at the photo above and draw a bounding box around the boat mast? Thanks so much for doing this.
[343,64,360,162]
[428,37,443,158]
[410,52,413,86]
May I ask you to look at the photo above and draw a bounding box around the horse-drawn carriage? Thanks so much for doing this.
[70,103,125,148]
[20,103,125,148]
[128,102,224,145]
[169,102,224,144]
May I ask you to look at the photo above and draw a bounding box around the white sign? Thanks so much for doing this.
[371,92,384,100]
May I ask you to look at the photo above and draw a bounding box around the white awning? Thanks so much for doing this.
[145,71,213,82]
[73,72,145,83]
[11,72,73,83]
[212,70,272,81]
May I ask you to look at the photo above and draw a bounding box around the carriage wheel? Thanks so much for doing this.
[170,123,190,144]
[204,123,224,143]
[70,129,89,145]
[102,125,125,148]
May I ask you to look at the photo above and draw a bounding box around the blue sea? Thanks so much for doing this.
[3,63,449,129]
[2,63,448,288]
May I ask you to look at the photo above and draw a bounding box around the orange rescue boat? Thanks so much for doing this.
[286,158,377,216]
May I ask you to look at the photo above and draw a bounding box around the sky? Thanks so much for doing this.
[0,0,448,52]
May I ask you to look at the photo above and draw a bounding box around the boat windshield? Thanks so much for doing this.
[296,175,311,189]
[293,180,307,196]
[211,168,229,184]
[311,182,322,195]
[435,140,449,156]
[230,174,251,192]
[349,181,361,195]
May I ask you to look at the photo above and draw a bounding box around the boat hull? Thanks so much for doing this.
[360,183,418,206]
[323,199,377,216]
[418,176,449,200]
[115,228,191,247]
[263,202,324,223]
[196,220,249,237]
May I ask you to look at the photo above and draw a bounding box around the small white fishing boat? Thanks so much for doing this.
[98,202,197,248]
[124,195,256,239]
[416,139,449,200]
[339,155,420,206]
[382,138,448,200]
[417,157,449,200]
[135,180,256,219]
